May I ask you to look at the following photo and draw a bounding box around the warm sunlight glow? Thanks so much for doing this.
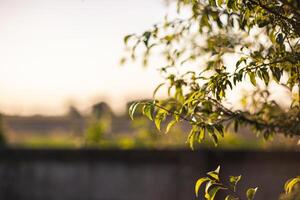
[0,0,165,115]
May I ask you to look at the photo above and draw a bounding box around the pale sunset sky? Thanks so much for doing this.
[0,0,167,115]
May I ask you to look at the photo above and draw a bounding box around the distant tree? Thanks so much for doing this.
[92,102,113,119]
[84,102,113,146]
[67,106,84,135]
[85,120,105,145]
[67,106,82,119]
[123,0,300,199]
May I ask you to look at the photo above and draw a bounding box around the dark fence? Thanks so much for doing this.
[0,149,299,200]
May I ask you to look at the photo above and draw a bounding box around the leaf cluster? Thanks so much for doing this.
[195,166,258,200]
[124,0,300,147]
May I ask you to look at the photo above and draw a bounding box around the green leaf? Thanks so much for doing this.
[154,111,166,131]
[271,67,281,83]
[207,166,220,181]
[155,116,162,131]
[261,70,269,86]
[236,57,246,68]
[258,20,269,28]
[217,0,223,7]
[142,103,154,121]
[188,126,198,150]
[165,119,177,134]
[234,120,239,132]
[246,187,258,200]
[209,0,216,6]
[119,57,127,65]
[195,177,209,197]
[210,133,219,146]
[129,102,139,120]
[207,185,224,200]
[214,124,224,137]
[198,128,205,143]
[226,0,235,10]
[143,31,151,47]
[124,34,133,44]
[205,180,218,194]
[249,72,256,86]
[229,175,241,192]
[153,83,165,98]
[225,195,238,200]
[284,176,300,194]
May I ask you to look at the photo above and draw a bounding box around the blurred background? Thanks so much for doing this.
[0,0,298,150]
[0,0,164,149]
[0,1,299,200]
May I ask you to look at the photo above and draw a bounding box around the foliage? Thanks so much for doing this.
[195,166,257,200]
[195,166,300,200]
[18,134,81,148]
[130,115,188,149]
[124,0,300,147]
[85,105,112,146]
[85,120,106,146]
[280,177,300,200]
[124,0,300,199]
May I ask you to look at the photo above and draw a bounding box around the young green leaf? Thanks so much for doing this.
[142,103,154,121]
[129,102,140,120]
[124,34,134,45]
[217,0,223,7]
[195,177,210,197]
[187,126,197,150]
[153,83,165,98]
[226,0,235,10]
[165,119,177,134]
[229,175,241,192]
[154,111,167,131]
[206,185,225,200]
[198,127,205,143]
[225,195,238,200]
[284,176,300,194]
[143,31,151,47]
[207,166,220,181]
[209,0,216,6]
[214,124,224,137]
[246,187,258,200]
[249,72,256,86]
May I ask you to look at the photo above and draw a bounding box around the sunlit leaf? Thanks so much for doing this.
[229,175,241,192]
[153,83,165,98]
[284,177,300,194]
[154,110,167,131]
[249,72,256,86]
[209,0,216,6]
[207,166,220,181]
[124,34,134,45]
[225,195,238,200]
[207,185,225,200]
[142,103,154,121]
[217,0,223,7]
[143,31,151,47]
[195,177,209,197]
[246,187,258,200]
[129,102,139,120]
[165,119,177,134]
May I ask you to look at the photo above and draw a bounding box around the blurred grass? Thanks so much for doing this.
[7,131,299,150]
[4,117,299,150]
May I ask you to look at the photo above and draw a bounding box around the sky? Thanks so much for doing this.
[0,0,168,115]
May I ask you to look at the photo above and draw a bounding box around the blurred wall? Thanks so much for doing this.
[0,149,299,200]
